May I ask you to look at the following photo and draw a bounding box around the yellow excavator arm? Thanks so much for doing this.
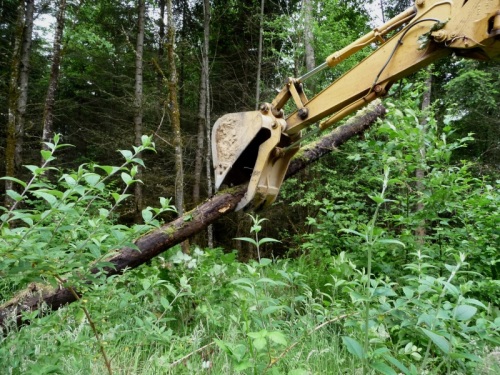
[212,0,500,211]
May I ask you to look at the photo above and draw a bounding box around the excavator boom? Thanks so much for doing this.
[212,0,500,211]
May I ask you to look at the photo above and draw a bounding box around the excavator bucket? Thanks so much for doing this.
[212,107,299,211]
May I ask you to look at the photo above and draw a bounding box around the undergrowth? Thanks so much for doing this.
[1,90,499,375]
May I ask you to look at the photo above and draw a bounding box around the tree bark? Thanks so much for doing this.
[41,0,66,165]
[157,0,165,97]
[5,0,34,207]
[166,0,188,252]
[133,0,146,222]
[303,0,315,73]
[0,101,385,331]
[192,0,211,207]
[203,0,214,248]
[255,0,265,109]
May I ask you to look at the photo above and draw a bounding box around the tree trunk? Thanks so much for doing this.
[255,0,265,109]
[192,63,207,206]
[380,0,386,23]
[5,0,34,207]
[41,0,66,165]
[192,0,211,207]
[156,0,165,105]
[0,101,386,330]
[303,0,315,74]
[203,0,214,248]
[133,0,146,222]
[166,0,188,252]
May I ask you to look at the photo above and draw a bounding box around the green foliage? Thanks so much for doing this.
[235,214,280,262]
[0,134,174,301]
[277,78,499,373]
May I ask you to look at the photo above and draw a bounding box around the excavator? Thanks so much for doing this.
[212,0,500,211]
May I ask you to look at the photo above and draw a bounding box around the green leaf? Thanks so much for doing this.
[142,209,153,223]
[262,305,285,316]
[247,330,267,339]
[160,297,170,310]
[253,337,267,351]
[369,194,385,204]
[420,328,450,354]
[141,134,152,147]
[234,237,257,247]
[25,165,45,176]
[84,173,101,186]
[370,361,397,375]
[342,336,364,359]
[267,331,287,346]
[377,239,405,248]
[6,190,23,202]
[132,157,146,168]
[98,165,121,175]
[402,287,414,299]
[112,192,130,204]
[119,149,133,160]
[121,172,133,185]
[259,258,272,266]
[40,150,54,162]
[0,176,27,188]
[454,305,477,321]
[258,237,281,246]
[383,355,411,374]
[33,191,58,206]
[43,141,55,151]
[340,228,366,238]
[463,298,486,309]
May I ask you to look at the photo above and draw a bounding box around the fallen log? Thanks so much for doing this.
[0,101,386,331]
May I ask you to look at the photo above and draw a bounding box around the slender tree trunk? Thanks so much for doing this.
[192,67,207,205]
[301,0,316,220]
[192,0,212,209]
[157,0,165,106]
[166,0,188,252]
[133,0,146,222]
[5,0,34,207]
[5,2,24,205]
[203,0,214,248]
[255,0,264,109]
[380,0,386,23]
[303,0,315,73]
[41,0,67,164]
[416,70,432,243]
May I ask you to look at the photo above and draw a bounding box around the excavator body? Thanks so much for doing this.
[212,0,500,211]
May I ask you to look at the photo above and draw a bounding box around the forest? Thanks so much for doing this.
[0,0,499,373]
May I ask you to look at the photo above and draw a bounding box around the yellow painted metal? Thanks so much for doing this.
[325,7,416,68]
[212,0,500,211]
[212,106,299,211]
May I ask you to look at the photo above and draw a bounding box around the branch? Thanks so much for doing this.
[0,101,386,331]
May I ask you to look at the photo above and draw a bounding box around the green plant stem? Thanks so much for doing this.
[54,274,113,375]
[169,341,215,368]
